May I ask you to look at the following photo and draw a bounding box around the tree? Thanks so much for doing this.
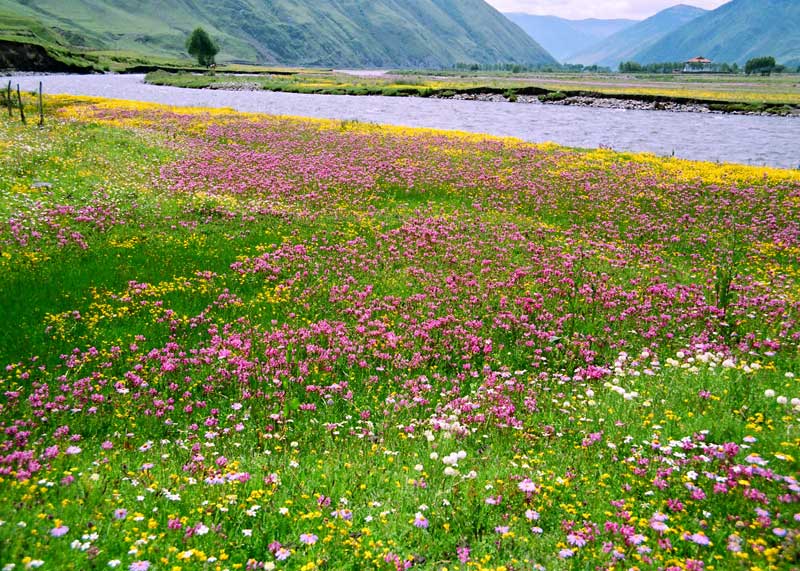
[186,27,219,67]
[618,61,643,73]
[745,56,776,76]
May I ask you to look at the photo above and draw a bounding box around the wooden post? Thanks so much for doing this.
[6,81,11,117]
[38,82,44,127]
[17,84,25,124]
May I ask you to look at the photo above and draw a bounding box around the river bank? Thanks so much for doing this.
[145,70,800,117]
[7,74,800,168]
[180,80,797,116]
[440,91,799,116]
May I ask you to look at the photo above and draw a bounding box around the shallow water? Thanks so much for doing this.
[7,73,800,168]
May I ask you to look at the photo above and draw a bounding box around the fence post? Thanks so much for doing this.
[17,84,26,124]
[38,82,44,127]
[6,81,11,117]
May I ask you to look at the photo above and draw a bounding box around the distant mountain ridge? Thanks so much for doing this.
[503,13,637,62]
[633,0,800,66]
[567,4,707,67]
[0,0,556,68]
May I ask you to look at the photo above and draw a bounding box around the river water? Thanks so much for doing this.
[7,73,800,169]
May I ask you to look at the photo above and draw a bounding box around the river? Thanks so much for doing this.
[7,73,800,169]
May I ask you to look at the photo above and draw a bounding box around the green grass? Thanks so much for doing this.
[0,0,553,68]
[0,99,798,571]
[145,69,800,114]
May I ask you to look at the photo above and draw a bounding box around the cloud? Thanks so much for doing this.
[486,0,730,20]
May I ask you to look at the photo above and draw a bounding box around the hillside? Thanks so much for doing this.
[503,13,636,62]
[567,4,706,67]
[0,0,555,68]
[634,0,800,66]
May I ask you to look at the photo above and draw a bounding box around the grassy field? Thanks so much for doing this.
[0,96,799,571]
[145,69,800,114]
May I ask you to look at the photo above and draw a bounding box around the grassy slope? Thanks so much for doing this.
[567,4,707,67]
[634,0,800,66]
[0,0,556,67]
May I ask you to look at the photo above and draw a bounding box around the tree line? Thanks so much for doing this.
[619,56,796,75]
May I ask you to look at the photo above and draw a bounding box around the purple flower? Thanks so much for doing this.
[558,548,574,559]
[413,513,429,529]
[688,532,711,546]
[129,562,150,571]
[275,547,291,561]
[50,525,69,537]
[567,533,586,547]
[300,533,318,545]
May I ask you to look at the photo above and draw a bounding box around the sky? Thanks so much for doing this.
[485,0,729,20]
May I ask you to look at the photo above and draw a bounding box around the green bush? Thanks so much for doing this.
[539,91,568,103]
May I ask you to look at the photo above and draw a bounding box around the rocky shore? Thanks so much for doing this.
[151,77,799,117]
[443,92,799,116]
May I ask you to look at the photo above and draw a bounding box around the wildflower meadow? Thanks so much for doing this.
[0,97,798,571]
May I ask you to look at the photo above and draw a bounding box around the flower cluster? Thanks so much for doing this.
[0,97,798,570]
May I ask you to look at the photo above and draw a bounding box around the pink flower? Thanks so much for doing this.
[567,533,586,547]
[413,513,429,529]
[275,547,291,561]
[688,532,711,546]
[300,533,318,545]
[50,525,69,537]
[518,478,538,493]
[129,562,150,571]
[558,548,574,559]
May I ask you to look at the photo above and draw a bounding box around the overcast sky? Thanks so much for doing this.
[486,0,729,20]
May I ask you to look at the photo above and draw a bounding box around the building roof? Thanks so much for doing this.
[686,56,712,64]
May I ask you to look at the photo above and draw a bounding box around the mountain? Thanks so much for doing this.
[0,0,556,68]
[503,13,637,62]
[567,4,706,67]
[633,0,800,66]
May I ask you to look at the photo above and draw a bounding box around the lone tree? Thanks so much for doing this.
[186,27,219,67]
[745,56,776,76]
